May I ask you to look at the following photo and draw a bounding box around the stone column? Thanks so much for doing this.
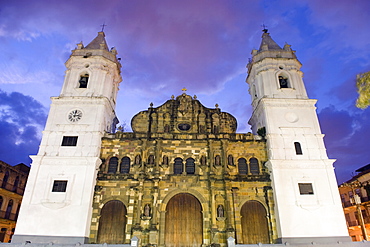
[158,210,166,247]
[210,179,217,228]
[231,187,239,241]
[136,190,143,223]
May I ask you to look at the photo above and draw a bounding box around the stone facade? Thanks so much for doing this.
[89,93,275,246]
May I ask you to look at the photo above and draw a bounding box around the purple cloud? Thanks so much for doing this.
[0,90,47,166]
[319,105,370,183]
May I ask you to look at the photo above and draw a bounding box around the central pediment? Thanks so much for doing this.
[131,93,237,134]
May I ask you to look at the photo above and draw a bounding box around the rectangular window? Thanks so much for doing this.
[345,213,350,222]
[294,142,303,155]
[355,188,362,197]
[298,183,314,195]
[52,180,68,192]
[61,136,78,146]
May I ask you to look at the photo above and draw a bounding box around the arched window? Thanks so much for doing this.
[0,228,5,243]
[13,176,19,192]
[174,158,183,175]
[249,158,260,175]
[5,200,13,219]
[278,75,289,88]
[238,158,248,175]
[120,157,130,174]
[294,142,303,155]
[186,158,195,174]
[15,203,21,220]
[108,157,118,173]
[79,74,89,88]
[2,172,9,189]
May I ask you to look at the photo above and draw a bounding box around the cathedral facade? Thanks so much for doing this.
[90,93,273,246]
[12,31,350,246]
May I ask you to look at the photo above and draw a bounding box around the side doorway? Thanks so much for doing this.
[97,200,127,244]
[240,200,270,244]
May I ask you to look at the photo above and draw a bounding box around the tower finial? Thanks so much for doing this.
[101,22,107,32]
[261,24,268,33]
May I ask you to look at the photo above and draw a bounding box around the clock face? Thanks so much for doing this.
[68,109,83,122]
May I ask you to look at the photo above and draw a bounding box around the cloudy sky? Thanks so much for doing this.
[0,0,369,184]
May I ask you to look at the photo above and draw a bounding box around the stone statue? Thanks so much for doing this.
[135,154,141,165]
[201,156,207,166]
[217,205,224,218]
[228,155,234,166]
[144,204,151,217]
[163,156,168,166]
[164,124,170,133]
[215,155,221,166]
[148,155,154,165]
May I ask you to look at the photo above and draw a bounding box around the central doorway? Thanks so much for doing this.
[165,193,203,247]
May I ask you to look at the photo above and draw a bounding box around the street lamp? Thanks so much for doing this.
[352,193,369,241]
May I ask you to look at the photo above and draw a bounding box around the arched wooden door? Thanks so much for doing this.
[165,193,203,247]
[97,200,127,244]
[240,200,269,244]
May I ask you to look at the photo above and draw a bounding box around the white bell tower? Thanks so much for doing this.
[247,30,350,244]
[13,32,122,244]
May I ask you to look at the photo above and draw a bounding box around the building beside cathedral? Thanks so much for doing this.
[339,164,370,241]
[0,161,29,243]
[12,30,350,246]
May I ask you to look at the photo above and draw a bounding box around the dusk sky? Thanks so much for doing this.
[0,0,369,184]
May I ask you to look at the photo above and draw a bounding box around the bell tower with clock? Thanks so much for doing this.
[246,30,350,244]
[13,32,122,244]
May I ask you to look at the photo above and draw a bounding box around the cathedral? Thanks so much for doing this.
[12,30,350,246]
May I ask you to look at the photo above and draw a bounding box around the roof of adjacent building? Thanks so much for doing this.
[355,163,370,173]
[0,160,30,175]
